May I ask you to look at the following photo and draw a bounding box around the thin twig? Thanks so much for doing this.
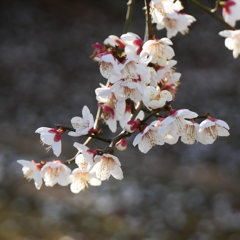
[123,0,136,34]
[85,134,111,143]
[188,0,235,30]
[211,0,221,13]
[144,0,153,41]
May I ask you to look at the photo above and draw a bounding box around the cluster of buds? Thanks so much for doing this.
[18,0,232,193]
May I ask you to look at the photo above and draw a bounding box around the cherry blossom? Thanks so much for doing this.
[180,120,200,145]
[69,168,101,193]
[119,105,144,130]
[141,38,175,66]
[35,127,64,157]
[17,160,42,190]
[73,142,95,170]
[121,32,143,60]
[157,60,181,84]
[94,52,123,83]
[103,35,125,49]
[198,118,230,145]
[151,0,196,38]
[220,0,240,27]
[68,106,94,137]
[90,154,123,181]
[156,60,181,98]
[133,120,165,153]
[143,86,172,110]
[96,84,126,132]
[219,30,240,58]
[40,160,71,187]
[161,109,198,136]
[156,12,196,39]
[110,59,150,103]
[157,118,179,144]
[150,0,175,21]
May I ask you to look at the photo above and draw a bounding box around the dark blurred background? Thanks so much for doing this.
[1,0,240,239]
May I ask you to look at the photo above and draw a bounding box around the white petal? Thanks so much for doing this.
[88,176,102,186]
[52,141,62,157]
[199,119,215,130]
[111,165,123,180]
[70,181,85,193]
[68,131,81,137]
[35,127,50,134]
[215,119,230,130]
[17,160,35,169]
[40,133,54,145]
[33,171,43,190]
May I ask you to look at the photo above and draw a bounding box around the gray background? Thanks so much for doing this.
[1,0,240,239]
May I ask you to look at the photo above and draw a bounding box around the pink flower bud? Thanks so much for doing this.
[124,119,141,133]
[115,138,128,151]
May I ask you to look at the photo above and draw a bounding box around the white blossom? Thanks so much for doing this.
[150,0,175,22]
[73,142,95,170]
[181,120,200,145]
[17,160,43,190]
[221,0,240,27]
[133,120,165,153]
[143,86,172,110]
[90,154,123,181]
[69,168,101,193]
[219,30,240,58]
[198,118,230,145]
[94,52,123,83]
[161,109,198,136]
[121,32,143,60]
[41,160,71,187]
[35,127,63,157]
[96,84,126,132]
[156,12,196,39]
[110,59,150,103]
[141,38,175,66]
[68,106,94,137]
[103,35,125,48]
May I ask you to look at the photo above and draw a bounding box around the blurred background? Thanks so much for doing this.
[1,0,240,239]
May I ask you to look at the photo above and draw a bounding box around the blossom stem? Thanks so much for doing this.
[192,114,209,119]
[144,0,153,41]
[142,102,171,123]
[211,0,221,13]
[123,0,136,34]
[142,108,161,123]
[85,134,111,143]
[188,0,235,30]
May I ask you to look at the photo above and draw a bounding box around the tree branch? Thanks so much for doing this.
[188,0,235,30]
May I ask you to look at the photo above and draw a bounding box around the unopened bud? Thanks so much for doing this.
[124,119,141,133]
[115,138,128,151]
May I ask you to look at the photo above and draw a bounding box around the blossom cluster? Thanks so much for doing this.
[17,0,232,193]
[18,142,123,193]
